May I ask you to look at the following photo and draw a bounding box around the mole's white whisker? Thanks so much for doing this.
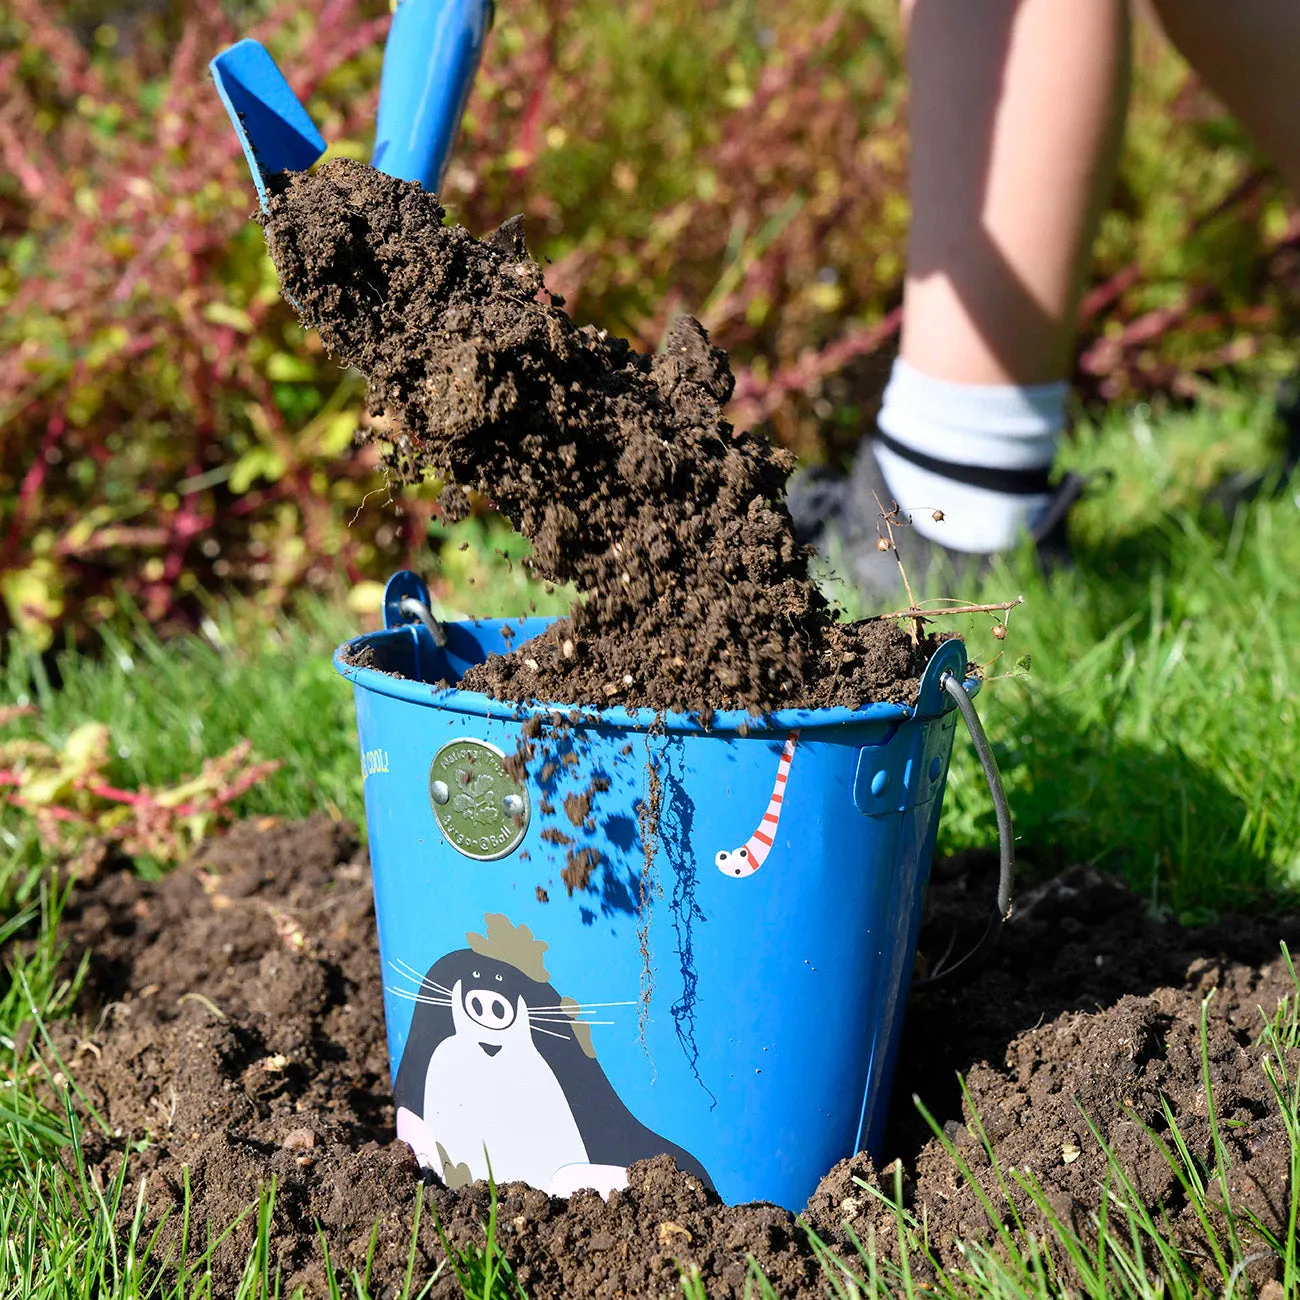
[530,1017,615,1026]
[384,987,453,1007]
[528,1000,637,1011]
[528,1024,572,1041]
[528,1010,615,1019]
[389,958,452,995]
[392,957,452,991]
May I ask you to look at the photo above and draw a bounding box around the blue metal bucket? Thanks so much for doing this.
[335,572,1012,1210]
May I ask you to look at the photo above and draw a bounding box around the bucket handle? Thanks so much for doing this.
[912,672,1015,990]
[382,570,448,647]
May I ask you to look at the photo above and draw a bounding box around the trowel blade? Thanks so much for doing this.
[210,39,327,209]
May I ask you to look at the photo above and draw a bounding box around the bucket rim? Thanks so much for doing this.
[332,620,979,735]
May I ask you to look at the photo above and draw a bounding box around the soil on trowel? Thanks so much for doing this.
[261,160,942,718]
[27,820,1299,1297]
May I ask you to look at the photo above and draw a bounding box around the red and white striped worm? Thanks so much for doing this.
[715,732,798,878]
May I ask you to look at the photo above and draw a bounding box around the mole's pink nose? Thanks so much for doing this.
[464,988,515,1030]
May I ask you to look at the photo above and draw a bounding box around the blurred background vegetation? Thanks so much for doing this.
[1,0,1298,649]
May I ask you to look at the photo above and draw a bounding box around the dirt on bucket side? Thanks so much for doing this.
[24,818,1296,1298]
[261,159,944,719]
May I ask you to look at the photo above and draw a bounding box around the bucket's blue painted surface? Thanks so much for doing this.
[335,615,974,1210]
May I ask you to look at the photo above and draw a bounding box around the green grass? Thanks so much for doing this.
[2,395,1299,1295]
[3,956,1297,1298]
[830,389,1300,918]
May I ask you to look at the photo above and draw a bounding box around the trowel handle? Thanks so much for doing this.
[372,0,494,191]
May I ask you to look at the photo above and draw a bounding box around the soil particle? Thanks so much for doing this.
[261,160,944,717]
[29,822,1300,1296]
[563,791,592,828]
[561,847,601,897]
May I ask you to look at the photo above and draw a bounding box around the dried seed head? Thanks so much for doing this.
[876,536,892,552]
[991,623,1008,640]
[932,509,945,523]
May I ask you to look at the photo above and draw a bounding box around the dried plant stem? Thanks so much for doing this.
[871,490,924,644]
[873,596,1026,623]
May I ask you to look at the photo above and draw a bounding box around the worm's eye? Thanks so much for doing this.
[494,973,503,982]
[472,970,480,978]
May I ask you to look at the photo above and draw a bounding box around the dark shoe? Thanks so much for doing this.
[785,463,850,547]
[788,438,1096,604]
[836,440,972,603]
[1028,470,1095,574]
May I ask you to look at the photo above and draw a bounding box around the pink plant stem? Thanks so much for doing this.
[1,413,64,570]
[86,783,156,808]
[8,797,82,823]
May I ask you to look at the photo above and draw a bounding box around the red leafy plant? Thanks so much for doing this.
[1,1,1296,649]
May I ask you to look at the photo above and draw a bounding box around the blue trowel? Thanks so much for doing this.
[210,0,494,207]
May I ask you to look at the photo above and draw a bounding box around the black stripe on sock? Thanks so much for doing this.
[875,430,1053,496]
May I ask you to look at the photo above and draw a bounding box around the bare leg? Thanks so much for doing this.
[899,0,1131,385]
[1149,0,1300,197]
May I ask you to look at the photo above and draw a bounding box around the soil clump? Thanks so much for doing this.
[21,819,1295,1295]
[261,160,942,717]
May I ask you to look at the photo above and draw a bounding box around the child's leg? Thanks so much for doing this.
[1150,0,1300,198]
[900,0,1131,385]
[874,0,1130,553]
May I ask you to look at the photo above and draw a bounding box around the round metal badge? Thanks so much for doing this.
[429,738,530,861]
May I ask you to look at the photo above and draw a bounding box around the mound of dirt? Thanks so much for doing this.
[41,820,1298,1296]
[261,160,943,718]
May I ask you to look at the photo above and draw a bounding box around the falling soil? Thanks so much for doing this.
[261,160,943,717]
[560,846,601,897]
[563,791,593,829]
[21,818,1296,1296]
[563,779,609,831]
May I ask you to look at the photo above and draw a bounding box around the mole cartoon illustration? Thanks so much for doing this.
[388,913,712,1198]
[715,732,797,878]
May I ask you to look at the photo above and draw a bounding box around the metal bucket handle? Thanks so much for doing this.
[911,669,1015,991]
[383,570,447,647]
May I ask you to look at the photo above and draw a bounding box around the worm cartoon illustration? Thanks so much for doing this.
[387,914,712,1198]
[715,732,797,878]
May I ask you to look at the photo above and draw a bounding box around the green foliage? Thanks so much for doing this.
[429,1175,528,1300]
[0,396,1292,911]
[0,517,568,870]
[1,2,1296,645]
[0,398,1296,1297]
[832,393,1300,915]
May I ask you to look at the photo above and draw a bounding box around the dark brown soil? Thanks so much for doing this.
[260,160,943,717]
[39,819,1298,1296]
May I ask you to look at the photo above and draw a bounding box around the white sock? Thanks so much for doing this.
[874,359,1066,554]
